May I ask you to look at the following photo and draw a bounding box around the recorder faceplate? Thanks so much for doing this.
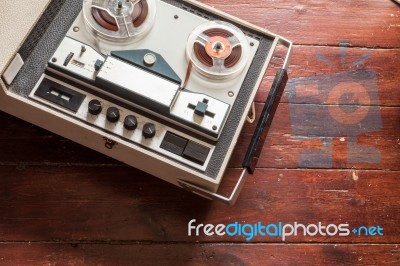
[1,0,292,204]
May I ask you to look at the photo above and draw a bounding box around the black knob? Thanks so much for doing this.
[142,123,156,139]
[124,115,138,131]
[106,107,120,123]
[88,99,102,115]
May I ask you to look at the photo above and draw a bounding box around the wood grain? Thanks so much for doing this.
[234,104,400,170]
[257,47,400,106]
[0,243,398,266]
[0,167,398,243]
[200,0,400,48]
[0,0,399,264]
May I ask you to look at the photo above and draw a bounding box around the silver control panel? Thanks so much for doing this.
[48,37,230,140]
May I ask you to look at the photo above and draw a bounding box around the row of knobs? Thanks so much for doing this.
[88,99,156,139]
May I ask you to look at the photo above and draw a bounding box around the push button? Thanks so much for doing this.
[182,141,210,165]
[194,100,208,117]
[94,59,104,71]
[160,132,188,156]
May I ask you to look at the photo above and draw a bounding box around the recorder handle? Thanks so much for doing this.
[242,68,288,174]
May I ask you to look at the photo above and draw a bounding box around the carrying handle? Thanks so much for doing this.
[243,37,291,174]
[242,68,288,173]
[178,37,292,205]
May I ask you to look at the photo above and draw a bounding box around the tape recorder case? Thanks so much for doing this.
[0,0,292,204]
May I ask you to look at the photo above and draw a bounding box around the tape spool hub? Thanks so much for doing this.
[187,21,250,79]
[83,0,156,42]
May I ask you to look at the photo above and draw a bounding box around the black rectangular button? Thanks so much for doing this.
[182,141,210,166]
[160,132,188,156]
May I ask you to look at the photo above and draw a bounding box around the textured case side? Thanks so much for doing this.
[0,0,51,75]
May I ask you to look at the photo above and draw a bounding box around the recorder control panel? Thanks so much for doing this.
[29,75,214,171]
[47,37,231,140]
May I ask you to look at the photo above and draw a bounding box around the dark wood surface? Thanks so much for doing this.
[1,0,399,265]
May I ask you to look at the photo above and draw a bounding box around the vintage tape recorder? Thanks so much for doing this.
[0,0,291,204]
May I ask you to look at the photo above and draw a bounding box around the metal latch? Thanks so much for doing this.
[103,138,117,149]
[2,53,24,85]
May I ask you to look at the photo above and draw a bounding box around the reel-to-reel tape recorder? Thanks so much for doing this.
[0,0,291,204]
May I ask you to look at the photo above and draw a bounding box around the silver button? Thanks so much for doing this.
[143,53,157,66]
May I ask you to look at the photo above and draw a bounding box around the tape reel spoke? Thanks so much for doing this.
[195,33,211,46]
[227,36,241,48]
[212,58,225,68]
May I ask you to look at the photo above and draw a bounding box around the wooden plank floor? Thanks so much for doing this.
[1,0,399,265]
